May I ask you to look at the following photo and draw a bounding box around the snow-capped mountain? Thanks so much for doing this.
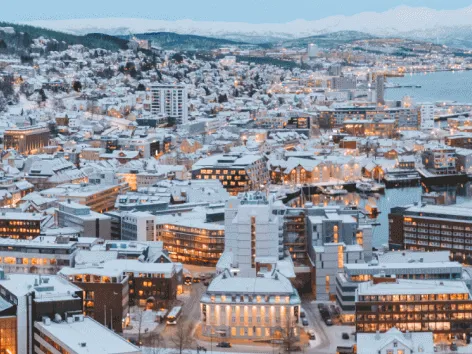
[23,6,472,46]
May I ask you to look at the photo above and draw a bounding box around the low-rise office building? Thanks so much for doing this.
[34,316,141,354]
[0,212,43,240]
[200,269,301,340]
[355,279,472,342]
[0,272,83,354]
[56,200,112,239]
[156,210,224,266]
[61,258,182,312]
[0,236,78,274]
[3,126,49,155]
[40,182,128,213]
[336,251,465,323]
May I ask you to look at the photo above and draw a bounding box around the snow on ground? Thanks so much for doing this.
[142,349,259,354]
[123,307,160,335]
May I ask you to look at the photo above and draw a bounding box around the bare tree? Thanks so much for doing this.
[279,315,300,353]
[171,320,194,354]
[133,307,146,346]
[143,332,165,354]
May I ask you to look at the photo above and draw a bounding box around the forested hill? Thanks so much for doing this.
[0,22,129,53]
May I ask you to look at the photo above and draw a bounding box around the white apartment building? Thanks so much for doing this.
[222,192,284,277]
[150,84,188,125]
[200,269,301,340]
[121,211,156,242]
[306,205,373,301]
[420,103,435,130]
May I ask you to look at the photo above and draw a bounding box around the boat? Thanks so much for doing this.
[356,180,385,193]
[318,185,347,196]
[322,185,348,196]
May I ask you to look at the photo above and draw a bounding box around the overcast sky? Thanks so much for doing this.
[3,0,472,23]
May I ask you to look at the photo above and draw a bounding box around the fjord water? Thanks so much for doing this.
[385,70,472,103]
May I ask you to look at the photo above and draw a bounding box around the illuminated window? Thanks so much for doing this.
[338,245,344,268]
[325,276,330,293]
[356,231,363,246]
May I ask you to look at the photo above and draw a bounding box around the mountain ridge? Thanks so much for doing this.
[22,5,472,47]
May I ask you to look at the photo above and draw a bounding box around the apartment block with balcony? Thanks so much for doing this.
[192,153,269,195]
[221,192,285,278]
[422,147,457,175]
[150,84,188,125]
[59,267,129,333]
[389,204,472,264]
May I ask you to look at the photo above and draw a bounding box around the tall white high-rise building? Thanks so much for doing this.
[307,43,319,58]
[150,84,188,125]
[222,192,284,277]
[420,102,435,130]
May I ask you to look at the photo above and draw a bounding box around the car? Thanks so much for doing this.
[325,318,333,326]
[203,280,210,286]
[216,342,232,348]
[300,310,306,318]
[450,342,458,351]
[342,333,349,340]
[286,346,302,352]
[317,303,325,310]
[302,318,309,326]
[307,330,316,340]
[128,338,142,346]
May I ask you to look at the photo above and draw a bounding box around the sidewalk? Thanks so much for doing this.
[193,323,310,352]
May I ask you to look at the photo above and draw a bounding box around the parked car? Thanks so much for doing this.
[307,330,316,340]
[203,280,210,286]
[286,346,302,352]
[128,338,142,346]
[325,318,333,326]
[342,333,349,340]
[302,318,309,326]
[300,310,306,318]
[216,342,232,348]
[317,303,325,311]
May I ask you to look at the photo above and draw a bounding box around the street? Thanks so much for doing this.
[134,284,354,353]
